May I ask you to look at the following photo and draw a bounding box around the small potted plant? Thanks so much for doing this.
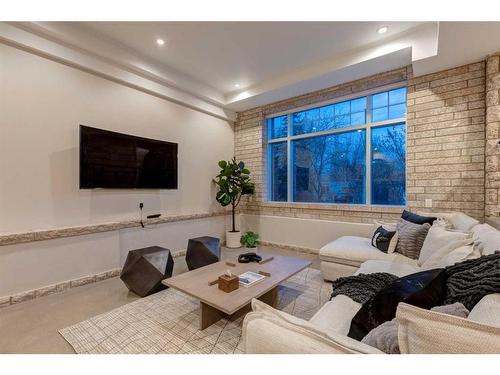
[240,231,259,249]
[214,158,254,248]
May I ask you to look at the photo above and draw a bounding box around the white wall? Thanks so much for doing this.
[0,43,233,297]
[0,42,373,298]
[0,216,227,297]
[0,231,119,296]
[0,43,234,233]
[118,216,227,266]
[240,214,374,251]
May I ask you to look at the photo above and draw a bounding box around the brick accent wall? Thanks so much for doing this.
[406,62,486,220]
[234,67,411,224]
[486,53,500,217]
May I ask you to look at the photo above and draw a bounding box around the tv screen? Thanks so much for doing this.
[79,125,178,189]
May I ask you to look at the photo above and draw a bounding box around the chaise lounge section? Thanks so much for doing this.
[319,211,496,281]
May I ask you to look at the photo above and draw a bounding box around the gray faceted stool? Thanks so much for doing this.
[120,246,174,297]
[186,236,221,270]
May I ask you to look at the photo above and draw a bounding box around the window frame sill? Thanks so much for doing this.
[251,200,405,213]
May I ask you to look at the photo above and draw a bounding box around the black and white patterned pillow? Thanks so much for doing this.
[372,226,397,253]
[395,219,431,259]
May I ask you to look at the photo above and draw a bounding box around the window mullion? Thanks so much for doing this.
[267,134,272,201]
[370,117,406,128]
[288,123,367,141]
[366,96,372,206]
[287,113,292,203]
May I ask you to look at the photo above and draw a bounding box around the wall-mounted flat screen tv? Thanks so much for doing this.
[80,125,178,189]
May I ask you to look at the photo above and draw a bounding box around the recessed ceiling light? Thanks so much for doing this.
[156,38,165,46]
[377,26,388,34]
[234,83,241,88]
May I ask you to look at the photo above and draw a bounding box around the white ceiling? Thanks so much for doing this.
[4,21,500,119]
[78,22,423,94]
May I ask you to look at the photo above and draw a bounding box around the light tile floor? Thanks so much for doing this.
[0,245,320,353]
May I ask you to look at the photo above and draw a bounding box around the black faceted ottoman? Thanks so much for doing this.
[186,236,221,271]
[120,246,174,297]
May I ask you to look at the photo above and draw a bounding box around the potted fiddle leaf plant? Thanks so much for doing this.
[214,158,254,248]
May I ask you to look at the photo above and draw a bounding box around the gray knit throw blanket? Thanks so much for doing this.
[330,272,398,304]
[444,252,500,310]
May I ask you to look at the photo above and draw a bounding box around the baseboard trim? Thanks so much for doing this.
[0,268,121,309]
[0,249,187,309]
[0,245,315,309]
[258,240,319,255]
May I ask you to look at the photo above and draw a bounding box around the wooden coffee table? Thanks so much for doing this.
[162,252,311,329]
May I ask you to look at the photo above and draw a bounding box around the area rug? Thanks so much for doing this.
[59,267,331,354]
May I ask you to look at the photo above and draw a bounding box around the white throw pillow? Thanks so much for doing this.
[450,212,480,232]
[309,295,361,336]
[417,211,479,232]
[397,303,500,354]
[416,211,453,227]
[471,224,500,255]
[373,220,397,231]
[418,225,472,266]
[373,220,398,253]
[468,294,500,328]
[423,242,481,269]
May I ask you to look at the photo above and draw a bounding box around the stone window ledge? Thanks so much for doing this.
[245,201,405,213]
[0,211,227,247]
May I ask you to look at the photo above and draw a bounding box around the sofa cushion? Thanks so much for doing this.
[468,294,500,328]
[319,236,417,267]
[371,225,397,253]
[447,212,480,232]
[247,299,383,354]
[401,209,436,225]
[373,220,399,253]
[417,211,479,232]
[397,303,500,354]
[348,268,446,341]
[361,317,400,354]
[309,295,361,336]
[355,260,420,277]
[418,225,472,266]
[422,243,480,269]
[362,302,469,354]
[395,219,431,259]
[471,223,500,255]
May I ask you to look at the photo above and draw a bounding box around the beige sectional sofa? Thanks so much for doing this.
[243,211,500,354]
[243,295,500,354]
[320,211,496,281]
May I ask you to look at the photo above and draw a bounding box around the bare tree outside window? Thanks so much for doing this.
[267,87,406,205]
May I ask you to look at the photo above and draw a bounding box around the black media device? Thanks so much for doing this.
[79,125,178,189]
[238,253,262,263]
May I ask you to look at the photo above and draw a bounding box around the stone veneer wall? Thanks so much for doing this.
[235,67,411,224]
[235,59,500,223]
[486,53,500,218]
[406,62,486,220]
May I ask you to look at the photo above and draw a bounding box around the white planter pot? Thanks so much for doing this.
[226,231,242,248]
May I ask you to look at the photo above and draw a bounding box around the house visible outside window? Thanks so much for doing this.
[266,86,406,206]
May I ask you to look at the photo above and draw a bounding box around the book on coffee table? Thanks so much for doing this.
[238,271,265,287]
